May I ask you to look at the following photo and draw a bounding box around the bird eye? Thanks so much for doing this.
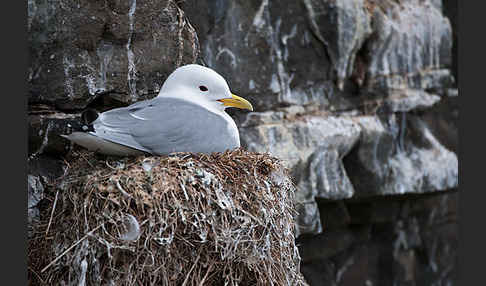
[199,85,208,92]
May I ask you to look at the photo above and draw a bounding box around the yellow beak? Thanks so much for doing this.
[218,94,253,111]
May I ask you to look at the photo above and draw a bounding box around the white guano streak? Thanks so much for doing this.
[126,0,137,101]
[252,0,269,30]
[63,55,75,99]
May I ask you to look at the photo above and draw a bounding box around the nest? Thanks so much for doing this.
[28,148,308,285]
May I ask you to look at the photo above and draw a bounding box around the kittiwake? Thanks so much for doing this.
[61,64,253,156]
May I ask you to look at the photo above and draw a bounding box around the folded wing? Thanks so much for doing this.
[92,97,228,155]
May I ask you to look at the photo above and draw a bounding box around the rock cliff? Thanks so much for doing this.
[28,0,458,285]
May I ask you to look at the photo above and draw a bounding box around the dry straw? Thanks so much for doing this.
[28,148,308,285]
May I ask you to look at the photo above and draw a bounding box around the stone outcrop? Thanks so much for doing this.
[28,0,199,110]
[27,175,44,238]
[182,0,457,230]
[183,0,458,284]
[28,0,458,285]
[299,192,458,285]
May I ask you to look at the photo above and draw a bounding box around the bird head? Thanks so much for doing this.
[159,64,253,111]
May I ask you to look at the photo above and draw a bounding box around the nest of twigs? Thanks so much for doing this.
[28,148,307,285]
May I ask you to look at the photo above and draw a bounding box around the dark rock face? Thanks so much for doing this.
[182,0,458,284]
[303,0,372,89]
[184,0,457,232]
[343,114,457,197]
[28,110,81,157]
[183,0,340,111]
[28,175,44,237]
[28,0,199,110]
[299,192,458,286]
[28,0,458,285]
[362,0,453,92]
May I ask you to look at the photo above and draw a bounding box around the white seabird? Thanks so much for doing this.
[61,64,253,156]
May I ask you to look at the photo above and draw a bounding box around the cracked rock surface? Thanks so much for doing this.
[28,0,199,110]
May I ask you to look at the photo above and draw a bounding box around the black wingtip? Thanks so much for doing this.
[81,109,100,125]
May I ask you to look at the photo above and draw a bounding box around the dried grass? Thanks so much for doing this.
[28,148,307,285]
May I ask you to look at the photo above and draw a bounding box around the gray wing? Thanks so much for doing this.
[90,100,153,153]
[92,97,229,155]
